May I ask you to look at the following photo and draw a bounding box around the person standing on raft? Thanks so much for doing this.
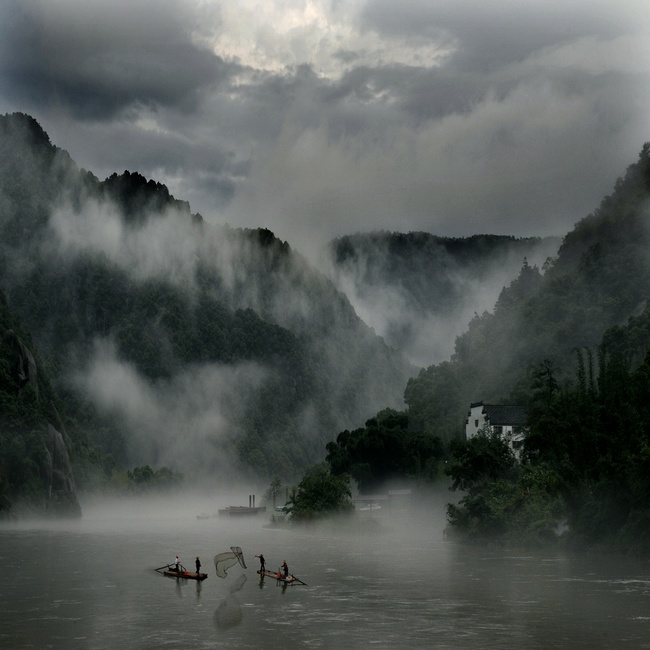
[256,554,266,572]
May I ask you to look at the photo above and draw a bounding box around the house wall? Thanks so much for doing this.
[465,405,526,460]
[497,425,525,461]
[465,404,486,439]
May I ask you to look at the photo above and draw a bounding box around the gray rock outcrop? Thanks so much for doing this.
[2,329,81,517]
[44,423,81,517]
[3,329,39,398]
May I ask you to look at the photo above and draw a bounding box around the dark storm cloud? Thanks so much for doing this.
[335,1,645,127]
[358,0,631,72]
[0,0,233,119]
[0,0,648,254]
[0,0,648,434]
[326,64,482,124]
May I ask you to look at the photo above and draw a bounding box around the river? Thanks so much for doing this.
[1,494,649,649]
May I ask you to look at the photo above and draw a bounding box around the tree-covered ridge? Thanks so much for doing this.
[329,231,556,293]
[316,305,650,553]
[101,170,199,226]
[404,143,650,443]
[0,112,414,486]
[325,230,560,363]
[326,408,444,493]
[444,307,650,554]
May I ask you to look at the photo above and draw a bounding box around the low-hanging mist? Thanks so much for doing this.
[322,232,561,366]
[73,339,272,479]
[0,114,415,486]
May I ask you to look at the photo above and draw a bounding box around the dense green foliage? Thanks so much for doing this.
[0,338,47,512]
[326,408,445,492]
[443,310,650,554]
[119,465,184,493]
[287,463,353,521]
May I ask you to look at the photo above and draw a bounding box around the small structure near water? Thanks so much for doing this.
[465,401,528,459]
[218,494,266,517]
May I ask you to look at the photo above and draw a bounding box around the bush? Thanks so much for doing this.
[288,463,353,521]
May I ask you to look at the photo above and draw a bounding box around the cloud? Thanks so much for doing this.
[359,0,645,71]
[0,0,648,264]
[3,1,647,475]
[0,0,231,119]
[200,0,453,78]
[222,64,647,259]
[75,338,269,476]
[323,233,561,367]
[48,198,204,288]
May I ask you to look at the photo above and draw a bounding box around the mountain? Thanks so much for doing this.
[0,113,414,491]
[404,143,650,441]
[325,231,560,365]
[5,109,648,522]
[0,290,81,517]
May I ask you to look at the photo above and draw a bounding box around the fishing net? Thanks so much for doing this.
[213,546,247,578]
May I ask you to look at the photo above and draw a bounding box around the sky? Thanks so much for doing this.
[1,0,649,258]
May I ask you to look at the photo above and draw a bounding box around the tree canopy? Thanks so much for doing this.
[326,408,445,493]
[288,463,353,521]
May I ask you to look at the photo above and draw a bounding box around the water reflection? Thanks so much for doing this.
[213,574,247,630]
[2,501,649,649]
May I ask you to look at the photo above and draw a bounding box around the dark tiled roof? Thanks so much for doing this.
[483,404,527,426]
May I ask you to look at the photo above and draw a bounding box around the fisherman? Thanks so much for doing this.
[195,556,201,575]
[281,560,289,578]
[174,555,180,572]
[255,553,266,572]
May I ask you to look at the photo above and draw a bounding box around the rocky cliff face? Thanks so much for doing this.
[44,423,81,517]
[3,329,81,517]
[3,329,39,399]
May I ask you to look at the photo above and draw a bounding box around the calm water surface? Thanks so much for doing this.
[1,496,649,649]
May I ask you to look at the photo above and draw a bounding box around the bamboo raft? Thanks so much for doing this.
[257,569,307,585]
[155,564,208,581]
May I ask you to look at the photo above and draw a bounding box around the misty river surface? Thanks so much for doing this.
[1,496,649,650]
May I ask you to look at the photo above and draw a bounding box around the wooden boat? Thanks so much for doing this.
[163,569,208,581]
[155,565,208,581]
[257,569,307,585]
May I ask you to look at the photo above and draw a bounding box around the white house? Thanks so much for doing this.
[465,401,528,459]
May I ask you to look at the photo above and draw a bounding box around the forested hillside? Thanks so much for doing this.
[0,290,84,516]
[317,144,650,553]
[4,109,650,549]
[403,143,650,443]
[0,112,414,503]
[325,231,560,365]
